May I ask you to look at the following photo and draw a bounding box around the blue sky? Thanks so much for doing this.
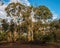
[28,0,60,18]
[1,0,60,19]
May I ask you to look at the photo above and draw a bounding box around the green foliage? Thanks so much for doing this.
[20,33,27,42]
[2,19,9,32]
[56,29,60,40]
[5,2,24,16]
[9,20,15,32]
[3,2,60,43]
[34,6,52,20]
[50,19,60,41]
[33,31,56,43]
[0,32,7,41]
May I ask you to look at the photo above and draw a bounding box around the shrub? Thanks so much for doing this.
[20,33,27,42]
[33,31,55,43]
[0,32,7,41]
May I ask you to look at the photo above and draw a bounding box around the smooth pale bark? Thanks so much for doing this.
[13,31,18,42]
[27,25,34,41]
[31,22,34,41]
[27,25,31,42]
[31,30,34,41]
[7,31,12,42]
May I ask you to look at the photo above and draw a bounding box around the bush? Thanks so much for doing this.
[20,33,27,42]
[34,32,43,41]
[33,31,55,43]
[41,34,54,43]
[0,32,7,41]
[55,29,60,41]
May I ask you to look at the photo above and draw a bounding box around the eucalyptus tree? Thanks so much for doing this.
[5,2,53,42]
[5,2,33,42]
[34,6,52,30]
[5,2,26,42]
[33,6,52,41]
[21,6,33,41]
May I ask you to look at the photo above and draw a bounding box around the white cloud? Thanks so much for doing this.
[52,11,58,20]
[0,4,7,19]
[10,0,30,6]
[0,11,6,19]
[0,4,6,11]
[19,0,30,6]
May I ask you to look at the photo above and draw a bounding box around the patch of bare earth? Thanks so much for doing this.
[0,42,60,48]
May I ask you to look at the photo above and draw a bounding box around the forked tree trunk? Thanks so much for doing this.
[7,31,12,42]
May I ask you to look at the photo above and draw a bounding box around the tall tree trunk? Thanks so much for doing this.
[27,21,34,41]
[13,30,18,42]
[27,25,31,42]
[13,26,18,42]
[31,22,34,41]
[7,30,12,42]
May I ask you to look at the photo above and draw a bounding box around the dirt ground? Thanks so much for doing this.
[0,42,60,48]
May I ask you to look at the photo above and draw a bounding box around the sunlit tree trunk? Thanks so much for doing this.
[13,29,18,42]
[31,20,34,41]
[7,30,12,42]
[31,26,34,41]
[27,25,31,42]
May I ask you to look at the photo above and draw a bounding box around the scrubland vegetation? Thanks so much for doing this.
[0,2,60,48]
